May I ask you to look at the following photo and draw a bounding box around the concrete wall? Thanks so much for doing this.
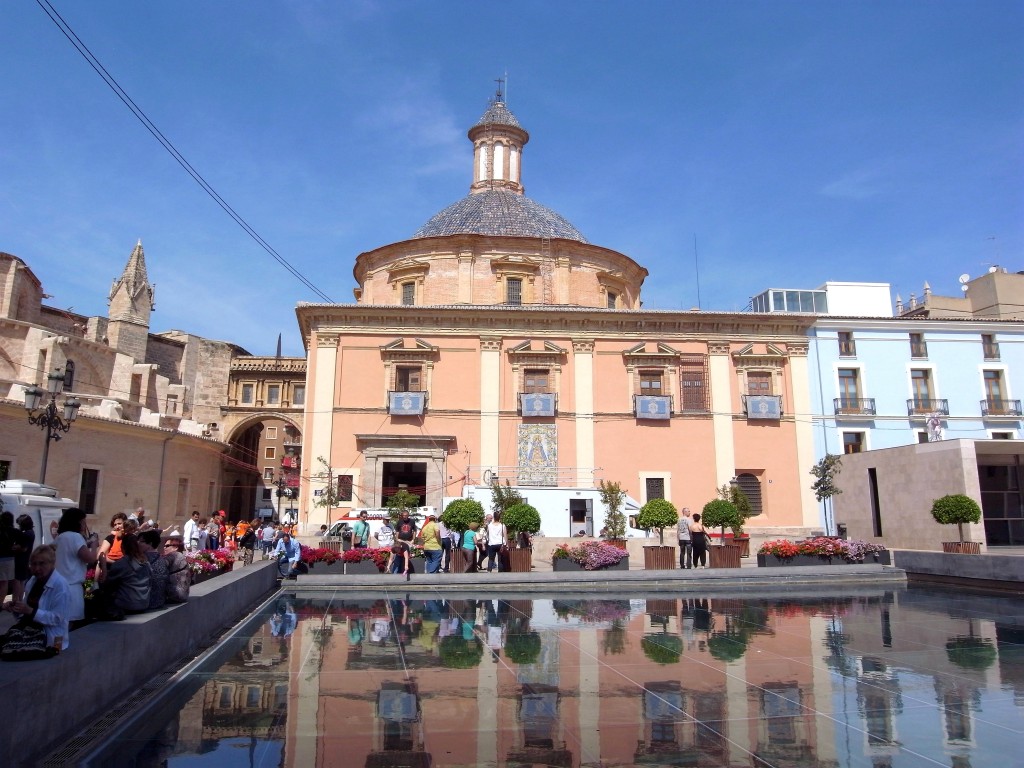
[895,549,1024,589]
[832,439,987,551]
[0,561,279,767]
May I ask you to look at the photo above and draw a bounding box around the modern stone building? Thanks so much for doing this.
[297,92,821,536]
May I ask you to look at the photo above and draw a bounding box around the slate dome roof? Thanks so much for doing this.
[411,189,587,243]
[473,100,522,130]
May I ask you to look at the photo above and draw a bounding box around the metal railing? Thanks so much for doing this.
[981,399,1022,417]
[833,398,876,416]
[906,398,948,416]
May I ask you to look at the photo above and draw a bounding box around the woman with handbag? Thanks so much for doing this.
[54,507,100,626]
[689,513,709,569]
[485,512,508,573]
[1,544,71,658]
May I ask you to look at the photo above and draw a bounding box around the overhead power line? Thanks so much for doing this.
[35,0,335,304]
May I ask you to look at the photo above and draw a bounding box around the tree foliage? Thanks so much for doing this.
[503,502,541,540]
[441,498,485,534]
[640,633,682,665]
[701,499,742,541]
[635,498,678,545]
[504,631,542,665]
[717,483,752,533]
[810,454,844,503]
[490,480,524,517]
[599,480,628,540]
[385,489,421,524]
[312,457,340,510]
[930,494,982,543]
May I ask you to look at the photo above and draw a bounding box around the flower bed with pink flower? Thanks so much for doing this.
[552,541,629,570]
[341,547,391,571]
[758,537,886,563]
[300,546,341,566]
[186,547,235,577]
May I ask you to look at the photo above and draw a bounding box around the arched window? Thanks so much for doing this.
[736,473,762,516]
[63,360,76,391]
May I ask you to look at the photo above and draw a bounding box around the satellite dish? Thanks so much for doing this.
[958,274,970,284]
[989,266,999,273]
[961,285,969,293]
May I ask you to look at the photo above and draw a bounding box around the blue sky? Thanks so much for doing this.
[2,1,1021,356]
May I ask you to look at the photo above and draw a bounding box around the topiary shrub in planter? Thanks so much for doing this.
[637,498,678,570]
[439,635,484,669]
[441,498,485,539]
[641,633,683,665]
[503,502,541,572]
[946,635,997,671]
[504,631,542,665]
[931,494,982,553]
[701,499,743,544]
[708,631,749,663]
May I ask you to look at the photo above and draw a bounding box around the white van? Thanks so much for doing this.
[0,479,79,544]
[324,507,435,544]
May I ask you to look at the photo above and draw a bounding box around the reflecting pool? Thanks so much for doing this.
[90,585,1024,767]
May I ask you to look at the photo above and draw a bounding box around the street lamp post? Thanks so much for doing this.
[24,368,82,484]
[274,474,295,524]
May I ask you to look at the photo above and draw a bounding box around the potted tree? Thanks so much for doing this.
[502,502,541,573]
[701,499,743,569]
[717,482,753,556]
[641,632,683,665]
[504,630,542,665]
[636,498,678,570]
[931,494,983,554]
[440,498,485,572]
[599,480,628,549]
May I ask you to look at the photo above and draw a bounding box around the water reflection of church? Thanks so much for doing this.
[170,591,1021,768]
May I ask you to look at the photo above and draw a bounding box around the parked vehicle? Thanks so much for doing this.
[0,479,78,544]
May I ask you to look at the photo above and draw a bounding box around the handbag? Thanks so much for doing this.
[0,618,54,661]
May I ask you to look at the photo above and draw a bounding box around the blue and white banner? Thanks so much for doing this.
[635,395,672,420]
[520,392,556,417]
[389,391,426,415]
[746,395,782,420]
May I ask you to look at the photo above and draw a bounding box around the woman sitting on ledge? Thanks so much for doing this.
[1,544,71,657]
[163,530,190,604]
[91,533,151,620]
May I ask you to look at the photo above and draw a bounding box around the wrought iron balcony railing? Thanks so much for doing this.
[981,399,1022,417]
[833,398,876,416]
[906,398,949,416]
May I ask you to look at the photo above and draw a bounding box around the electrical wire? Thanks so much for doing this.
[34,0,334,304]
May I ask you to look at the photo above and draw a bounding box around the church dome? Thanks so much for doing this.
[412,189,588,243]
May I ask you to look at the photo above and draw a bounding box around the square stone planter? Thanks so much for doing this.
[313,561,345,575]
[708,544,742,569]
[346,560,384,575]
[756,551,891,567]
[552,558,628,572]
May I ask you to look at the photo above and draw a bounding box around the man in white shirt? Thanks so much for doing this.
[183,511,201,552]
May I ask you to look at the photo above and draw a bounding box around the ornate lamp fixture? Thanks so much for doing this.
[24,368,81,483]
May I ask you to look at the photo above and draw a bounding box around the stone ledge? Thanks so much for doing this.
[894,549,1024,590]
[1,561,279,768]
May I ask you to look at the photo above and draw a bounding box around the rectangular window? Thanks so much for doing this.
[838,368,860,410]
[992,431,1014,440]
[523,369,549,393]
[265,447,276,460]
[266,427,278,440]
[983,334,1000,360]
[79,468,100,515]
[241,383,254,404]
[868,467,882,536]
[262,488,272,501]
[984,370,1005,406]
[0,460,10,482]
[263,467,275,480]
[638,370,663,395]
[843,432,865,454]
[395,366,422,392]
[267,385,281,405]
[292,385,305,406]
[175,477,189,519]
[506,277,522,305]
[917,431,930,444]
[645,477,665,501]
[747,371,772,396]
[679,355,709,412]
[910,333,927,359]
[838,331,856,357]
[401,282,415,306]
[607,292,617,309]
[165,394,179,415]
[911,369,932,408]
[337,474,354,502]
